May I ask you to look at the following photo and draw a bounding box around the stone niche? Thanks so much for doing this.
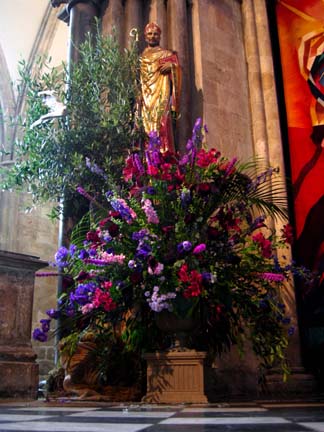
[0,250,47,399]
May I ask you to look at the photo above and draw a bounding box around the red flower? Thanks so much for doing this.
[281,224,294,245]
[107,221,119,237]
[92,288,116,312]
[147,165,159,176]
[252,232,272,258]
[178,263,190,283]
[178,265,203,298]
[102,281,113,290]
[86,230,100,242]
[130,271,143,284]
[196,148,219,168]
[160,163,172,181]
[183,270,203,298]
[196,182,211,195]
[207,227,220,239]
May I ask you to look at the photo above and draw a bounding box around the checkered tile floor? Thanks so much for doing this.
[1,403,324,431]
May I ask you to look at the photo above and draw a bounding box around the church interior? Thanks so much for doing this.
[1,1,324,430]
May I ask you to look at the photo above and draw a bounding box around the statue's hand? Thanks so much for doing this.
[159,62,173,74]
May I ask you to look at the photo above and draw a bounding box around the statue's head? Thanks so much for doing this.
[144,22,162,47]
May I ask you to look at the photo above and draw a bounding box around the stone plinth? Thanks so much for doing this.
[0,250,47,399]
[143,350,208,404]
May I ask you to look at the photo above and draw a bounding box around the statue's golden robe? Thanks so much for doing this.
[140,46,181,151]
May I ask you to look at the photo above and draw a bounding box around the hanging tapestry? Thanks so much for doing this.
[276,0,324,275]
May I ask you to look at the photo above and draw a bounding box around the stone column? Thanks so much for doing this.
[67,0,103,66]
[124,0,143,48]
[149,0,167,48]
[167,0,191,151]
[101,0,124,46]
[0,251,47,399]
[242,0,316,395]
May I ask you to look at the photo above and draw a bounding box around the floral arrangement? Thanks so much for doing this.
[33,119,311,379]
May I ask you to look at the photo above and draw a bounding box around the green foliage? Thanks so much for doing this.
[0,29,144,217]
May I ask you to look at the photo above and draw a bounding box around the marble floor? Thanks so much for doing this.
[1,402,324,432]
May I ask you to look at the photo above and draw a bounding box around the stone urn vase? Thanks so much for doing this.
[155,310,197,351]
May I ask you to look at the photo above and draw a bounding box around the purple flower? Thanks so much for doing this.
[40,319,51,332]
[146,186,156,195]
[32,328,48,342]
[136,243,152,259]
[85,157,107,179]
[193,243,206,254]
[186,139,194,151]
[79,249,89,260]
[133,153,145,175]
[70,282,97,305]
[180,189,191,208]
[54,246,69,267]
[132,229,149,241]
[224,157,237,176]
[177,241,192,253]
[105,190,113,199]
[288,326,295,336]
[202,272,212,283]
[128,260,136,269]
[69,244,77,256]
[179,154,190,166]
[148,131,161,150]
[46,308,60,319]
[110,198,136,223]
[282,317,291,325]
[76,186,95,202]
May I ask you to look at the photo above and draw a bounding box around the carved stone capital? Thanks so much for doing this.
[67,0,104,13]
[51,0,68,7]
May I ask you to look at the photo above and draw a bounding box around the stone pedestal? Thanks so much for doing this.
[143,350,208,404]
[0,250,47,399]
[264,367,317,399]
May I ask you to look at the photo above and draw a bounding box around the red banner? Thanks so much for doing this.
[276,0,324,271]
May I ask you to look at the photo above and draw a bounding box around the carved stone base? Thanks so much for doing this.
[263,367,317,398]
[0,361,39,399]
[143,350,208,403]
[0,251,47,399]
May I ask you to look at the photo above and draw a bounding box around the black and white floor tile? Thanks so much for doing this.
[1,403,324,431]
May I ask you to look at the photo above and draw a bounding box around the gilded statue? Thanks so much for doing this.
[140,22,181,152]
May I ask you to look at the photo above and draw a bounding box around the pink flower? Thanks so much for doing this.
[148,262,164,275]
[193,243,206,254]
[81,303,95,314]
[101,252,126,264]
[142,198,159,224]
[261,272,285,282]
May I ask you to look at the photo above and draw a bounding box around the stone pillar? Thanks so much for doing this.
[242,0,316,395]
[167,0,191,151]
[0,251,47,399]
[67,0,102,66]
[124,0,143,48]
[101,0,124,46]
[149,0,167,49]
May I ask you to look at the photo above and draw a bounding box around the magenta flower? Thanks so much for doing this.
[261,272,285,282]
[193,243,206,254]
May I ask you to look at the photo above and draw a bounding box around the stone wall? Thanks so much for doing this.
[190,0,253,160]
